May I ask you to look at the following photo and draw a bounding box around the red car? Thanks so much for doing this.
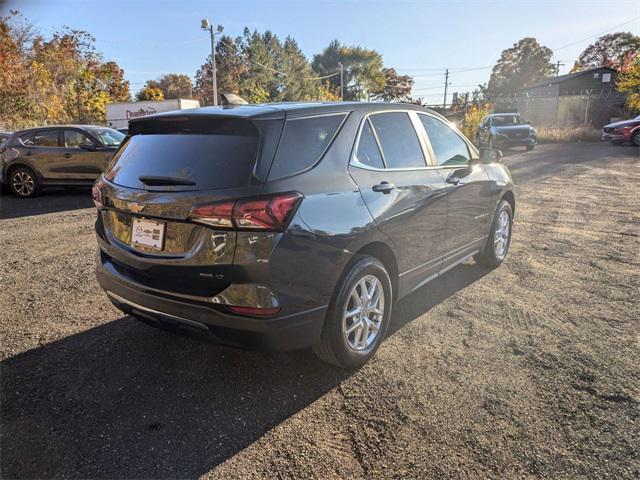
[602,115,640,146]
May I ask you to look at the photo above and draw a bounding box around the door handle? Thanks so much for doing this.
[64,153,72,158]
[25,151,33,156]
[446,176,461,185]
[372,181,395,194]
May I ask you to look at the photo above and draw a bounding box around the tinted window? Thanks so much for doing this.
[21,130,59,147]
[86,127,125,146]
[419,115,470,167]
[65,130,95,148]
[269,114,345,180]
[106,119,259,191]
[492,115,521,126]
[356,121,384,168]
[369,113,425,168]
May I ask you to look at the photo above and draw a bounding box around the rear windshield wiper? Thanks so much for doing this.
[139,175,196,186]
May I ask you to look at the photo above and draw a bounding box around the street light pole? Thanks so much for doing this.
[201,19,223,106]
[338,62,344,101]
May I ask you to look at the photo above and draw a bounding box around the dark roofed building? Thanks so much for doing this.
[521,66,618,97]
[495,67,625,128]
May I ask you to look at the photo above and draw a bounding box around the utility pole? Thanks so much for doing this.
[555,60,565,76]
[338,62,344,101]
[201,19,224,106]
[443,69,449,109]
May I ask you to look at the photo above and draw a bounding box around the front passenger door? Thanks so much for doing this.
[418,114,494,266]
[62,129,104,180]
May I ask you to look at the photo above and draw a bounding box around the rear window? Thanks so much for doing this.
[268,113,346,180]
[21,130,60,147]
[105,118,259,191]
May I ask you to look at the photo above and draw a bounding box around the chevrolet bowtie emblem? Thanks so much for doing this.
[128,202,145,213]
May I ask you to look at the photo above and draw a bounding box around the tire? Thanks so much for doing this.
[8,166,39,198]
[526,145,534,151]
[474,200,513,267]
[632,130,640,147]
[313,255,392,368]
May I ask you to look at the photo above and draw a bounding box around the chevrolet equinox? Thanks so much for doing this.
[94,102,515,368]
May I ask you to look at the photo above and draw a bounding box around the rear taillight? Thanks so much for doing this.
[190,192,303,232]
[189,201,234,228]
[92,180,104,208]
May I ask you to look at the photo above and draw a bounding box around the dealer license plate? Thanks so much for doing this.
[131,218,165,250]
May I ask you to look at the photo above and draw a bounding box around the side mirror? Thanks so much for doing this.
[479,147,503,163]
[525,120,531,125]
[80,144,97,151]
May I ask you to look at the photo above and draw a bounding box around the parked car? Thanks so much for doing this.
[93,102,515,368]
[601,115,640,146]
[0,125,125,197]
[0,131,12,145]
[476,113,536,151]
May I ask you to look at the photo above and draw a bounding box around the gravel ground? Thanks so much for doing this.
[1,143,638,479]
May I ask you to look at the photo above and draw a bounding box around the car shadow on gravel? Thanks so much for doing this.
[0,187,93,220]
[0,263,491,479]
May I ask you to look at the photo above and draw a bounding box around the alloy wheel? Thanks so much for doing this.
[342,274,385,352]
[12,171,35,197]
[494,210,510,259]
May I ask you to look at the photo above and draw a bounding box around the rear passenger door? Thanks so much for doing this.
[349,111,449,296]
[17,129,64,181]
[417,113,494,266]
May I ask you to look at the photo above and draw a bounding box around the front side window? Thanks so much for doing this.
[355,120,384,168]
[21,130,59,147]
[87,127,125,146]
[269,113,346,180]
[419,115,470,167]
[369,112,426,169]
[65,130,95,148]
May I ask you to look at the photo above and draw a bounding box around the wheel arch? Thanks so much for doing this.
[501,189,515,217]
[6,162,39,182]
[352,241,399,300]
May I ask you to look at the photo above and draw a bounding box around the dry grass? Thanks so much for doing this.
[536,126,601,143]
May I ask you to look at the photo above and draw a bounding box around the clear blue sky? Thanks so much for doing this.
[6,0,640,103]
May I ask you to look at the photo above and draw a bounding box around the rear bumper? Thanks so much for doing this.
[96,261,327,352]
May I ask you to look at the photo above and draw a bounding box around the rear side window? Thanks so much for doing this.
[356,121,384,168]
[419,115,470,167]
[369,113,426,168]
[105,118,259,191]
[268,113,346,180]
[21,130,59,147]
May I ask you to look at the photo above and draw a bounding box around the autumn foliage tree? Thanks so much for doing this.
[372,68,414,102]
[136,86,164,101]
[486,37,555,98]
[0,10,130,129]
[140,73,193,99]
[617,53,640,113]
[575,32,640,70]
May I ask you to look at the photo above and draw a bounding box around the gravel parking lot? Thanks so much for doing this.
[1,143,638,479]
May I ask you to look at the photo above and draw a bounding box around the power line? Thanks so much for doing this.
[554,16,640,51]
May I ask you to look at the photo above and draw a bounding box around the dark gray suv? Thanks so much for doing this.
[1,125,124,197]
[94,102,515,368]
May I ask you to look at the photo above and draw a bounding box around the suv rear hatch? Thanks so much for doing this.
[95,113,284,299]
